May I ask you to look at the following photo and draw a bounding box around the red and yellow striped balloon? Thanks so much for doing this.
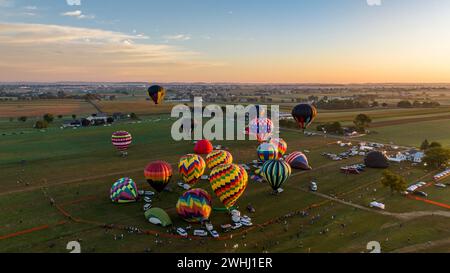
[206,150,233,169]
[178,154,206,185]
[270,138,288,159]
[144,161,173,192]
[209,164,248,209]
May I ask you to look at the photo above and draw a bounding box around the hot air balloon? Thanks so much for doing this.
[260,160,292,191]
[194,139,213,155]
[257,143,278,162]
[210,164,248,209]
[148,85,166,105]
[269,138,288,159]
[144,161,173,192]
[178,154,206,185]
[248,117,274,142]
[110,177,138,203]
[206,150,233,169]
[111,131,132,152]
[291,104,318,130]
[176,188,212,223]
[285,151,312,170]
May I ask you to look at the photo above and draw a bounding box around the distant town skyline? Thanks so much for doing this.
[1,0,450,83]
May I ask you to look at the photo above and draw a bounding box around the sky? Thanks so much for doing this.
[1,0,450,83]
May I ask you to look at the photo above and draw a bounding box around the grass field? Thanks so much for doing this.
[1,110,449,253]
[0,100,96,118]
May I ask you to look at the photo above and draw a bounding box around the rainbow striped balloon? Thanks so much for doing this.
[210,164,248,209]
[260,160,292,191]
[144,161,173,192]
[257,143,278,162]
[176,188,212,223]
[178,154,206,185]
[269,138,288,159]
[110,177,138,203]
[111,131,132,151]
[206,150,233,169]
[285,151,312,170]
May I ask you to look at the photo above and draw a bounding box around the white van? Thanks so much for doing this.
[193,229,208,237]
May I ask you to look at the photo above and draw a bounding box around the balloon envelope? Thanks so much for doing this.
[206,150,233,169]
[111,131,132,151]
[291,104,317,130]
[210,164,248,209]
[260,160,292,191]
[176,188,212,223]
[144,161,173,192]
[248,117,273,142]
[178,154,206,185]
[148,85,166,105]
[257,143,278,162]
[269,138,288,159]
[285,151,312,170]
[194,139,213,155]
[110,177,138,203]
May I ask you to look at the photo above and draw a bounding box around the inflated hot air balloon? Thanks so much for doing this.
[291,104,318,130]
[210,164,248,209]
[176,188,212,223]
[111,131,132,152]
[257,143,278,162]
[178,154,206,185]
[148,85,166,105]
[248,117,273,142]
[285,151,312,170]
[194,139,213,155]
[206,150,233,169]
[260,160,292,191]
[269,138,288,159]
[110,177,138,203]
[144,161,173,192]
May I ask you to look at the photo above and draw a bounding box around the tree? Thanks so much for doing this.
[381,170,407,194]
[34,120,49,129]
[420,139,430,151]
[18,116,27,122]
[353,114,372,133]
[429,142,442,149]
[423,147,450,169]
[130,113,139,120]
[43,113,54,123]
[381,103,388,107]
[397,100,412,108]
[57,115,63,119]
[72,114,77,120]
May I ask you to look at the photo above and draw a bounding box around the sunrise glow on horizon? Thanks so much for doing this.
[1,0,450,83]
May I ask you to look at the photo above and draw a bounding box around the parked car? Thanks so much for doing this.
[193,229,208,237]
[143,196,152,203]
[414,191,428,197]
[209,230,220,238]
[369,201,385,210]
[176,227,188,237]
[231,223,243,230]
[143,203,152,211]
[204,222,214,231]
[435,183,447,188]
[310,182,318,192]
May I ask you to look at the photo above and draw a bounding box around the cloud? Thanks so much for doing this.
[0,0,14,7]
[24,5,37,10]
[164,34,191,41]
[61,10,94,19]
[366,0,382,6]
[0,23,218,81]
[66,0,81,6]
